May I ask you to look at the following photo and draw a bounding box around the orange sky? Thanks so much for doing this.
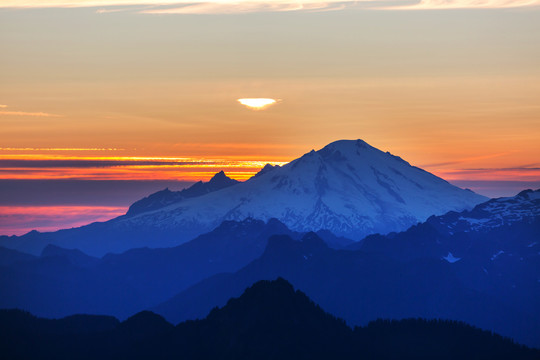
[2,7,539,171]
[2,76,539,183]
[1,4,540,220]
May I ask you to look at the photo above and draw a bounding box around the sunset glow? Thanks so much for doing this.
[0,205,127,235]
[1,0,540,352]
[0,153,287,181]
[1,2,539,237]
[237,98,278,110]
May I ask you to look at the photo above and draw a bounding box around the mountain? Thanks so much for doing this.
[1,279,538,360]
[153,206,540,348]
[0,218,300,319]
[0,246,36,267]
[126,170,239,216]
[253,163,280,177]
[352,188,540,262]
[41,244,99,268]
[427,188,540,235]
[0,171,240,256]
[121,139,486,240]
[0,139,486,257]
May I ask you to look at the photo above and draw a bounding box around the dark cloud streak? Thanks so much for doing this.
[450,180,540,198]
[0,179,194,206]
[0,159,213,168]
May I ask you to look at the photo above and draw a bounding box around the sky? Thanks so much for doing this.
[1,0,540,235]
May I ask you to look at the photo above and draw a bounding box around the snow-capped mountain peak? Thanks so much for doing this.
[0,139,489,256]
[124,139,487,241]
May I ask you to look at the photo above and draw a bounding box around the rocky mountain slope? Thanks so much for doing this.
[0,139,487,256]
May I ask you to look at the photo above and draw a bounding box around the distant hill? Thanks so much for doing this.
[0,218,299,319]
[1,278,537,360]
[154,201,540,348]
[1,190,538,346]
[0,246,36,267]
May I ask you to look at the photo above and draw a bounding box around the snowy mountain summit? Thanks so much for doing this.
[427,188,540,234]
[124,139,487,241]
[0,139,488,256]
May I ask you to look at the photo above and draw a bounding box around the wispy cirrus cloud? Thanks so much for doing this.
[420,152,516,168]
[0,147,125,151]
[0,0,538,12]
[385,0,540,10]
[0,111,61,117]
[140,1,348,14]
[0,0,353,13]
[434,166,540,181]
[0,105,61,117]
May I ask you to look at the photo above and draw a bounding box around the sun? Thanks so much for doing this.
[237,98,278,110]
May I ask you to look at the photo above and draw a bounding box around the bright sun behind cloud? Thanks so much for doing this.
[237,98,277,110]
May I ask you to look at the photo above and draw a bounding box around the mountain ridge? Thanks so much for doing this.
[118,139,488,239]
[152,191,540,347]
[0,218,301,319]
[0,139,486,256]
[1,278,538,359]
[126,170,239,217]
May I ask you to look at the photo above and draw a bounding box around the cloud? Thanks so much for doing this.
[0,105,7,108]
[449,180,540,198]
[0,0,540,14]
[0,111,61,117]
[0,159,209,168]
[385,0,540,10]
[433,166,540,182]
[0,179,195,206]
[0,154,287,181]
[0,147,125,151]
[0,205,127,236]
[0,0,357,13]
[141,2,347,14]
[420,152,516,168]
[2,0,537,12]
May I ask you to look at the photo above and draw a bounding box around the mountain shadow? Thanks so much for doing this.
[153,227,540,348]
[1,278,538,360]
[0,218,298,319]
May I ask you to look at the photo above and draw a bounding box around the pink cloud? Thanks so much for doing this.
[0,205,127,236]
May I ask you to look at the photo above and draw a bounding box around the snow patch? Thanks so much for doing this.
[458,216,489,225]
[442,252,461,263]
